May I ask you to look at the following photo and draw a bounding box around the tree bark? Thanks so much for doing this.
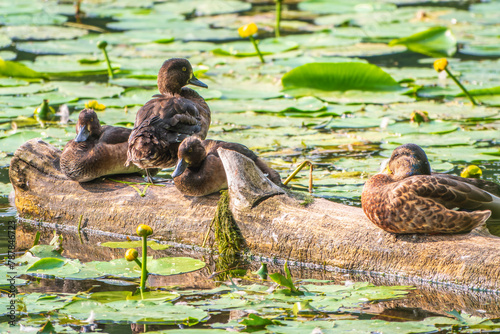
[9,139,500,291]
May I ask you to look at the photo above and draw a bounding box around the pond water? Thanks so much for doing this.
[1,0,500,332]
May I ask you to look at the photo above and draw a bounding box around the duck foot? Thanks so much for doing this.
[218,148,285,210]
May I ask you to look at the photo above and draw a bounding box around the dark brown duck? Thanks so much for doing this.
[361,143,500,234]
[126,58,210,181]
[60,109,141,182]
[171,136,282,197]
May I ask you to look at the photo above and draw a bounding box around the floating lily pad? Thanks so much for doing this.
[213,39,298,57]
[100,240,171,250]
[282,62,404,98]
[54,82,124,99]
[299,0,396,14]
[389,26,457,57]
[148,257,206,276]
[155,0,251,16]
[0,25,88,41]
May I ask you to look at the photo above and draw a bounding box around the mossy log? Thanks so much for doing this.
[10,139,500,291]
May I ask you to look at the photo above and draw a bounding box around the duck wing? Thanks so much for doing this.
[100,126,132,145]
[403,174,494,210]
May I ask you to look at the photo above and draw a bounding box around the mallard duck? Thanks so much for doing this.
[361,143,500,234]
[60,109,142,182]
[171,136,282,197]
[126,58,210,182]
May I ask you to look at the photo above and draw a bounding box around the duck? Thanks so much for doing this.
[171,136,282,197]
[361,143,500,234]
[60,109,142,182]
[126,58,210,182]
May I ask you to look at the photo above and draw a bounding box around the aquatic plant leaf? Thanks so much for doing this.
[269,273,296,292]
[54,82,124,99]
[148,257,206,276]
[213,39,298,57]
[0,59,46,79]
[0,35,11,48]
[299,0,395,14]
[28,244,65,259]
[89,290,178,303]
[0,25,88,41]
[16,39,101,55]
[91,257,145,278]
[60,299,208,324]
[240,314,276,327]
[26,258,66,271]
[155,0,251,16]
[389,26,457,57]
[100,240,170,250]
[387,121,458,135]
[282,63,404,98]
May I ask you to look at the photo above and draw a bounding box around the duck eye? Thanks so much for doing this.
[182,67,187,71]
[188,148,193,153]
[90,118,94,122]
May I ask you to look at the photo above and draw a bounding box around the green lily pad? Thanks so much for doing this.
[100,240,171,250]
[1,25,88,41]
[282,62,404,98]
[155,0,251,16]
[298,0,396,14]
[213,39,298,57]
[0,13,67,26]
[16,39,102,55]
[0,59,46,79]
[54,82,124,99]
[148,257,206,276]
[389,26,457,57]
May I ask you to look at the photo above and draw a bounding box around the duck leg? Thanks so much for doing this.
[145,169,155,184]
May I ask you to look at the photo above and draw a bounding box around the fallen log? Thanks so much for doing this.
[10,139,500,291]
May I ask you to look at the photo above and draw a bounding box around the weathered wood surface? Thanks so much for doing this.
[10,138,500,291]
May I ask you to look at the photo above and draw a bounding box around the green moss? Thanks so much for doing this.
[213,190,244,257]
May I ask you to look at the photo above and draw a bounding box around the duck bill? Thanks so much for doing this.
[75,125,90,142]
[172,159,188,178]
[188,76,208,88]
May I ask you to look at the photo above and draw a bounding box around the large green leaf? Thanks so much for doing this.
[389,26,457,57]
[281,62,404,98]
[0,58,46,79]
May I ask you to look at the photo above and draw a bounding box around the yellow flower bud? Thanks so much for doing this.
[124,248,138,261]
[85,100,106,111]
[433,58,448,72]
[136,224,153,237]
[238,22,258,38]
[460,165,482,179]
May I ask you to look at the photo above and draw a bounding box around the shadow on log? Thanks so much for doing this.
[9,139,500,291]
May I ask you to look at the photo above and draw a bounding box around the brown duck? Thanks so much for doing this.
[171,136,282,197]
[61,109,141,182]
[126,58,210,182]
[361,143,500,234]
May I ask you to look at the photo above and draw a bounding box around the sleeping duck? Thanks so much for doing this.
[171,136,282,197]
[61,109,142,182]
[361,143,500,234]
[126,58,210,182]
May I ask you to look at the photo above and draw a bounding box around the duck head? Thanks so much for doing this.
[383,143,431,181]
[75,109,101,142]
[172,136,206,178]
[157,58,208,95]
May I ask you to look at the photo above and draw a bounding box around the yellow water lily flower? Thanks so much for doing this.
[460,165,482,178]
[124,248,138,261]
[238,22,258,38]
[433,58,448,72]
[136,224,153,237]
[85,100,106,111]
